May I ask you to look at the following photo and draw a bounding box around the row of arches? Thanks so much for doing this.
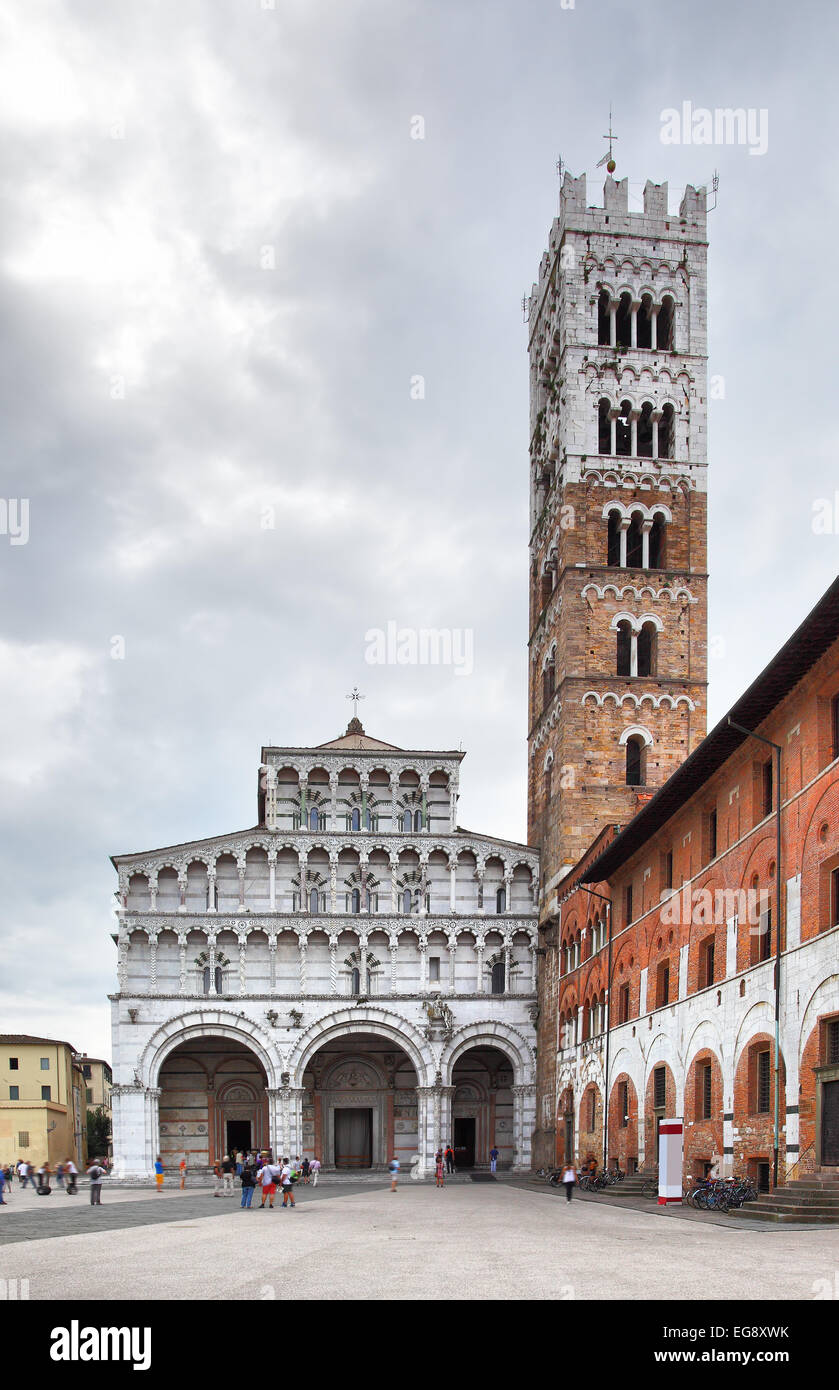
[597,289,676,350]
[598,397,675,460]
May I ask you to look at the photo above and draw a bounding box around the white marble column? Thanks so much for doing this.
[268,937,277,993]
[390,857,399,912]
[147,932,158,993]
[328,936,338,994]
[329,854,338,916]
[298,934,308,993]
[447,935,457,993]
[207,936,217,995]
[268,853,276,911]
[299,851,308,913]
[149,871,158,913]
[449,858,457,912]
[238,934,247,995]
[206,867,216,913]
[117,936,129,992]
[178,934,188,994]
[237,861,247,912]
[329,774,339,830]
[476,937,485,993]
[389,935,399,993]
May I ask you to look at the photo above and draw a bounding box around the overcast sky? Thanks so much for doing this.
[1,0,836,1061]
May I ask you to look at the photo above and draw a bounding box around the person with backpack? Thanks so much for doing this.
[87,1158,107,1205]
[444,1145,455,1174]
[561,1161,577,1202]
[388,1155,400,1192]
[489,1145,499,1174]
[240,1159,257,1208]
[300,1156,311,1184]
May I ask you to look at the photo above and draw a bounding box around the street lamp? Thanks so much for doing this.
[727,717,783,1189]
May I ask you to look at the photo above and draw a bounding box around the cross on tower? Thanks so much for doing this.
[346,687,365,717]
[596,107,618,173]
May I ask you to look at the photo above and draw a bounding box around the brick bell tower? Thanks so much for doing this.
[527,171,710,925]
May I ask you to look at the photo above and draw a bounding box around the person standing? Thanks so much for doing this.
[435,1150,445,1188]
[240,1160,256,1208]
[489,1145,499,1174]
[258,1161,277,1209]
[300,1156,311,1185]
[445,1145,455,1174]
[280,1159,296,1209]
[65,1159,78,1195]
[212,1159,224,1197]
[0,1167,6,1205]
[179,1156,187,1190]
[36,1163,52,1195]
[154,1156,165,1193]
[87,1159,107,1206]
[388,1155,400,1192]
[221,1153,235,1195]
[310,1156,321,1187]
[56,1161,65,1188]
[561,1162,577,1202]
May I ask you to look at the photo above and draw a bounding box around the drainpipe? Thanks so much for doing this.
[727,718,783,1189]
[586,888,613,1171]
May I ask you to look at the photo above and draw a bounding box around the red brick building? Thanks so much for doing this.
[547,577,839,1188]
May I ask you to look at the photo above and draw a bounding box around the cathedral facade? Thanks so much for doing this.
[109,722,539,1177]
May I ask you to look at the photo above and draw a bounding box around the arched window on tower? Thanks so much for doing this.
[350,966,361,995]
[607,511,622,566]
[491,960,506,995]
[203,965,223,996]
[615,400,632,457]
[402,887,413,914]
[309,807,320,831]
[637,401,654,458]
[350,888,361,915]
[403,808,413,833]
[615,292,632,348]
[598,397,612,454]
[616,619,632,676]
[414,809,423,832]
[637,621,657,678]
[597,289,611,345]
[649,515,665,567]
[309,886,320,914]
[626,514,643,567]
[658,403,675,460]
[350,806,361,832]
[543,653,556,709]
[625,736,645,787]
[496,885,506,914]
[637,293,653,349]
[658,295,675,350]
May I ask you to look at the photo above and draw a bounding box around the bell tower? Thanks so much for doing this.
[527,171,709,922]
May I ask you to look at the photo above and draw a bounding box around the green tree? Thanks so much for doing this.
[86,1106,111,1158]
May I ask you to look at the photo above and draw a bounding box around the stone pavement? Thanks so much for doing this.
[2,1177,838,1300]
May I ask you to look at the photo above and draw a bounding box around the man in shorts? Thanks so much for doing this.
[259,1160,278,1209]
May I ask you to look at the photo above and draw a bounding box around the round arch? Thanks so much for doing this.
[288,1007,433,1085]
[142,1010,281,1089]
[441,1022,534,1085]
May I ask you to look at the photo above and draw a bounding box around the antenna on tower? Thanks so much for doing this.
[556,155,565,182]
[596,107,618,174]
[708,170,720,211]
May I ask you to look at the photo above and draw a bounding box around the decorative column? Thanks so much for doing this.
[145,1087,162,1173]
[389,934,399,993]
[237,859,247,912]
[618,517,629,567]
[476,867,485,915]
[177,871,187,914]
[629,409,639,459]
[415,1087,434,1177]
[651,411,660,461]
[178,934,188,994]
[298,933,308,993]
[329,853,338,915]
[418,938,428,992]
[608,300,617,347]
[299,850,308,913]
[641,517,653,569]
[263,764,277,830]
[149,871,158,913]
[650,305,659,351]
[420,777,429,832]
[359,854,369,912]
[530,942,538,993]
[609,409,617,456]
[511,1085,537,1171]
[449,857,458,912]
[329,774,339,830]
[503,871,513,915]
[630,298,640,348]
[206,865,216,913]
[207,935,218,996]
[299,776,308,830]
[117,935,129,992]
[390,855,399,913]
[503,939,512,995]
[357,935,368,994]
[447,934,457,993]
[439,1084,456,1154]
[265,1087,282,1161]
[360,773,369,832]
[390,779,398,831]
[476,936,485,993]
[238,934,247,995]
[268,935,277,993]
[449,782,458,832]
[268,852,276,911]
[147,931,158,994]
[328,935,339,994]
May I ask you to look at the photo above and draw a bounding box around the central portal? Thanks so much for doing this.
[334,1108,373,1169]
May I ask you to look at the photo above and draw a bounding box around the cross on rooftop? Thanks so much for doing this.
[346,687,365,716]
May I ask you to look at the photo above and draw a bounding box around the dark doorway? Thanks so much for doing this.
[564,1116,574,1164]
[226,1120,251,1155]
[454,1118,476,1168]
[822,1080,839,1165]
[334,1108,373,1168]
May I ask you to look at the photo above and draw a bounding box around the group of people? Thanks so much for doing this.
[0,1157,109,1205]
[198,1152,321,1205]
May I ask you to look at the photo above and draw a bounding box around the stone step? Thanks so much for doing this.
[731,1207,839,1224]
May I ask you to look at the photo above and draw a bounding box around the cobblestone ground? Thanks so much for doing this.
[1,1179,837,1300]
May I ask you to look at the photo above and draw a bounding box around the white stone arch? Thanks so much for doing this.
[619,724,654,747]
[733,999,777,1075]
[287,1007,433,1086]
[799,975,839,1059]
[142,1010,281,1090]
[441,1022,535,1085]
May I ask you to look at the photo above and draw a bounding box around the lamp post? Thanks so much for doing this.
[727,718,783,1189]
[585,887,613,1172]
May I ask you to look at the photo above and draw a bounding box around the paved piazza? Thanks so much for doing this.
[1,1181,837,1300]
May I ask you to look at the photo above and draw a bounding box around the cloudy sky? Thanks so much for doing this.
[1,0,836,1061]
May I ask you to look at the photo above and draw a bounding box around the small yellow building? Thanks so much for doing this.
[0,1035,88,1170]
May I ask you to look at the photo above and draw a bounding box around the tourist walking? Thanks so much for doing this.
[435,1150,445,1188]
[240,1161,256,1208]
[561,1162,577,1202]
[19,1160,35,1189]
[87,1159,107,1205]
[65,1159,78,1195]
[489,1145,499,1174]
[301,1157,310,1184]
[0,1167,7,1205]
[445,1145,455,1174]
[36,1163,52,1195]
[179,1156,187,1190]
[280,1159,296,1208]
[212,1160,224,1197]
[388,1155,400,1192]
[310,1157,321,1187]
[154,1156,165,1192]
[56,1161,65,1188]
